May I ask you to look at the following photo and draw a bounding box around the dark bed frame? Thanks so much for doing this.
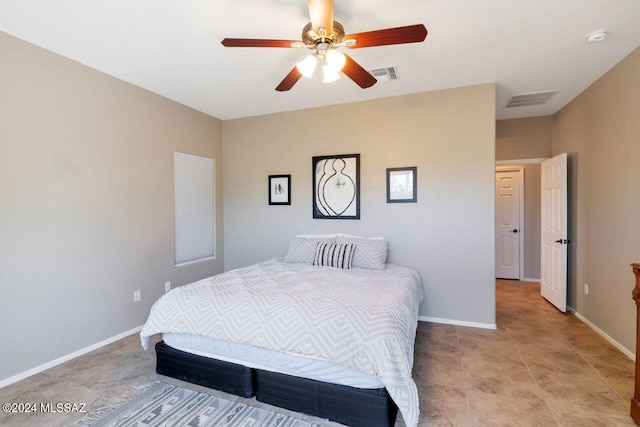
[155,341,398,427]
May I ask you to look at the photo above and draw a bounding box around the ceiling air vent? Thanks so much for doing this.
[504,90,559,108]
[368,66,399,82]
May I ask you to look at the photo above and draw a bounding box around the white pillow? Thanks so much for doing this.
[336,236,388,270]
[296,233,340,239]
[284,236,336,264]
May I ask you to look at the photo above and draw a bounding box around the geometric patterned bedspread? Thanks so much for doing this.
[140,258,424,426]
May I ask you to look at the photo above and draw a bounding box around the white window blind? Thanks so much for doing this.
[173,152,215,266]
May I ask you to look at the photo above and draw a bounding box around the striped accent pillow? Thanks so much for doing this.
[313,242,355,269]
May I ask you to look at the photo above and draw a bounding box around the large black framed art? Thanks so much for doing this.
[312,154,360,219]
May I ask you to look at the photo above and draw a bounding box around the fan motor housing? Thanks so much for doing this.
[302,21,345,45]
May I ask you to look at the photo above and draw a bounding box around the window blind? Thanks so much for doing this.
[173,152,215,266]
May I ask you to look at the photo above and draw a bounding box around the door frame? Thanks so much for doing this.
[495,165,524,280]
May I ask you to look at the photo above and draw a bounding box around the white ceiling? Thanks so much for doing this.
[1,0,640,121]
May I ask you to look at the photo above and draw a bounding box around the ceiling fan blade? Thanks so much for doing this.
[344,24,427,49]
[342,54,377,89]
[276,67,304,92]
[221,38,299,48]
[307,0,334,36]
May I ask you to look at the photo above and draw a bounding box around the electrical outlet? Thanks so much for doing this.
[133,290,141,302]
[164,281,171,293]
[584,283,589,295]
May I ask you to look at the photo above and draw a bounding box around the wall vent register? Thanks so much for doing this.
[504,90,559,108]
[368,66,399,82]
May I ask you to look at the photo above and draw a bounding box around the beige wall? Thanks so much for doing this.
[552,46,640,353]
[520,163,542,280]
[495,117,553,280]
[223,84,497,326]
[0,32,224,381]
[496,116,553,161]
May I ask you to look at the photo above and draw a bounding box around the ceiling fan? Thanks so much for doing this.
[221,0,428,91]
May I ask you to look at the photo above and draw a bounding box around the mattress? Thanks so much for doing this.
[163,332,385,389]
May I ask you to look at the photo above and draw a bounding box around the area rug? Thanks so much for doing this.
[75,382,322,426]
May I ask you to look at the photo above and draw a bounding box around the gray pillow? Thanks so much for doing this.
[283,236,336,264]
[336,236,387,270]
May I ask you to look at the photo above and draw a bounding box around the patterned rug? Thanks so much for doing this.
[75,382,322,427]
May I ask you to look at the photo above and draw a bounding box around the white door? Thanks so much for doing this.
[495,170,521,279]
[541,153,568,312]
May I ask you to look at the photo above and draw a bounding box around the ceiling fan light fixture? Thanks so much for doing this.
[221,0,427,91]
[296,55,317,78]
[322,65,341,83]
[325,49,346,72]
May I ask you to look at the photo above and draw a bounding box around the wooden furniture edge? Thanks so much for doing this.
[631,263,640,424]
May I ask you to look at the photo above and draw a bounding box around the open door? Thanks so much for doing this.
[540,153,567,312]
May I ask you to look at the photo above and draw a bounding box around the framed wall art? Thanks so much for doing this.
[312,154,360,219]
[268,174,291,205]
[387,167,417,203]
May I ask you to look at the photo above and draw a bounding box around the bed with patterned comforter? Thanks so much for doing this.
[140,258,424,426]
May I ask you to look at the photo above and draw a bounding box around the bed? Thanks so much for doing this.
[140,235,424,427]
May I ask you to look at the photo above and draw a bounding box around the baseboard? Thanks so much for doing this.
[418,315,497,330]
[521,277,541,283]
[571,311,635,362]
[0,325,143,389]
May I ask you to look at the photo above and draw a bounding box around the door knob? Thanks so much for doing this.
[554,239,570,244]
[512,229,519,233]
[555,239,563,243]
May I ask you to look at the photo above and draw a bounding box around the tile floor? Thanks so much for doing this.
[0,280,636,426]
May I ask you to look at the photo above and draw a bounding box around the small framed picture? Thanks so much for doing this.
[269,175,291,205]
[387,167,417,203]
